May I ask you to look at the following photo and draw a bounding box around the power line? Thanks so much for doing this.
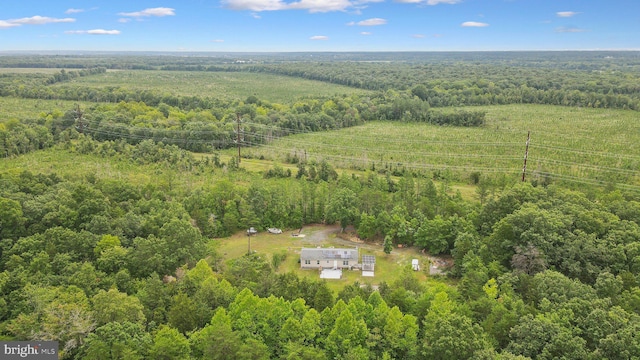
[532,171,640,192]
[80,118,639,163]
[76,119,640,191]
[241,132,524,159]
[532,158,640,176]
[533,143,640,161]
[84,125,638,179]
[235,113,242,163]
[83,123,636,173]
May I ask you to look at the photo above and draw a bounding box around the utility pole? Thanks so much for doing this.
[236,113,242,164]
[522,131,530,182]
[74,104,86,134]
[246,227,255,255]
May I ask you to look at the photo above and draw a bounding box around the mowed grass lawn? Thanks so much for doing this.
[215,224,434,293]
[51,70,372,103]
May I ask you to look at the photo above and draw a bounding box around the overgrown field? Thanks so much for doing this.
[2,65,639,192]
[0,146,231,194]
[0,97,93,122]
[240,104,640,191]
[50,70,372,103]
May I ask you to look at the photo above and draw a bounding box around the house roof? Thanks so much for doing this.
[300,248,358,261]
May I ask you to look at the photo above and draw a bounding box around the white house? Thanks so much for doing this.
[300,247,359,269]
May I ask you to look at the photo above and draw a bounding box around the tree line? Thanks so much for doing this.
[1,93,485,158]
[246,63,640,110]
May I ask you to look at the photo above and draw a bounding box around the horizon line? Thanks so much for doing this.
[1,49,640,55]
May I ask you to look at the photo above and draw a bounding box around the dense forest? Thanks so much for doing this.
[2,148,640,359]
[1,52,640,359]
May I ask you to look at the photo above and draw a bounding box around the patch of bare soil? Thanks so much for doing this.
[426,255,454,275]
[303,224,341,244]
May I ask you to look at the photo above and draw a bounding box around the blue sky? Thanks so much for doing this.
[1,0,638,52]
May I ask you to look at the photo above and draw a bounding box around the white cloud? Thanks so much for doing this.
[557,11,578,18]
[555,26,586,33]
[118,18,131,23]
[412,34,425,38]
[427,0,460,3]
[88,29,120,35]
[8,16,75,25]
[119,7,175,18]
[210,39,225,42]
[310,35,329,40]
[65,8,85,14]
[223,0,380,13]
[395,0,460,4]
[223,0,287,11]
[289,0,353,13]
[65,29,121,35]
[357,18,387,26]
[461,21,489,27]
[0,20,20,29]
[360,31,371,35]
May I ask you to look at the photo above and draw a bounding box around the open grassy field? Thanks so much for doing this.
[0,97,93,122]
[239,104,640,191]
[0,148,155,181]
[216,224,436,293]
[0,147,225,194]
[50,70,372,103]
